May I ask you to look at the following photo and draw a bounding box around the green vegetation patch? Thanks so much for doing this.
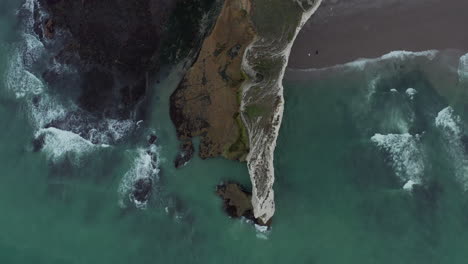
[245,104,266,118]
[224,113,250,161]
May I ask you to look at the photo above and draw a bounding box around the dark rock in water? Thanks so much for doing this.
[174,140,194,169]
[131,177,153,205]
[31,95,41,107]
[148,134,158,145]
[216,182,271,228]
[461,135,468,154]
[78,68,115,113]
[32,133,46,152]
[412,181,443,211]
[44,18,55,39]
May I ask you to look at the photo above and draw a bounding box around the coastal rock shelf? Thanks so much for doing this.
[171,0,323,224]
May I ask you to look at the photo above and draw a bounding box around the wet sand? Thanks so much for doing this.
[288,0,468,69]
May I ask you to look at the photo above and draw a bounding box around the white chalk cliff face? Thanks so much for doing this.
[240,0,323,224]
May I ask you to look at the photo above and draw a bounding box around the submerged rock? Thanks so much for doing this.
[131,177,153,205]
[121,133,160,208]
[32,133,45,152]
[148,134,158,145]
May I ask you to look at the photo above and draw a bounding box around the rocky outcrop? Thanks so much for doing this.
[216,182,271,227]
[174,140,195,169]
[171,0,322,224]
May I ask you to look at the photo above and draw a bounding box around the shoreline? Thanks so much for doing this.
[288,0,468,69]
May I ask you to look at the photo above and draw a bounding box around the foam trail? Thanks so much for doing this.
[36,127,96,163]
[118,145,160,209]
[371,133,424,190]
[405,88,417,100]
[293,50,439,72]
[458,53,468,82]
[435,106,462,138]
[435,106,468,189]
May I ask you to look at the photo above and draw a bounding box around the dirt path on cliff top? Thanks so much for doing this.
[289,0,468,69]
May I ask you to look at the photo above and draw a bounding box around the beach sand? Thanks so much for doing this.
[288,0,468,69]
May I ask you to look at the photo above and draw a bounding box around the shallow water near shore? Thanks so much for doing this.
[3,2,468,264]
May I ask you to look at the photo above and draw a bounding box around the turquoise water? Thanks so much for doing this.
[3,1,468,263]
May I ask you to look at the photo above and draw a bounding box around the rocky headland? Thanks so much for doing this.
[171,0,322,225]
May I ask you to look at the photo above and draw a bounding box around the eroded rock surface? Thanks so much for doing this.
[216,182,270,227]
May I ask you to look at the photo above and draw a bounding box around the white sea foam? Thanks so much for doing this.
[295,50,439,72]
[371,133,424,189]
[106,119,135,142]
[346,50,438,71]
[435,106,462,138]
[435,106,468,189]
[18,0,37,32]
[28,94,68,129]
[22,33,45,68]
[458,53,468,82]
[402,179,417,191]
[365,75,380,101]
[118,147,160,208]
[6,50,44,98]
[36,127,96,163]
[405,88,417,100]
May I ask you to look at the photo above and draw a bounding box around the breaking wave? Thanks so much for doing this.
[458,53,468,82]
[435,106,468,189]
[371,133,424,190]
[293,50,439,73]
[5,0,136,162]
[405,88,417,100]
[118,145,161,209]
[35,127,97,163]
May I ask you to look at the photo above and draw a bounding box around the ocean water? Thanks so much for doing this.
[3,1,468,263]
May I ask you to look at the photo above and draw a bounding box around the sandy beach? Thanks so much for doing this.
[288,0,468,69]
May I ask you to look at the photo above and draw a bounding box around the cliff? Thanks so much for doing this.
[240,0,322,224]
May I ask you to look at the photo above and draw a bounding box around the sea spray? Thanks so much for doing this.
[435,106,468,189]
[371,133,425,190]
[118,144,161,209]
[6,0,137,164]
